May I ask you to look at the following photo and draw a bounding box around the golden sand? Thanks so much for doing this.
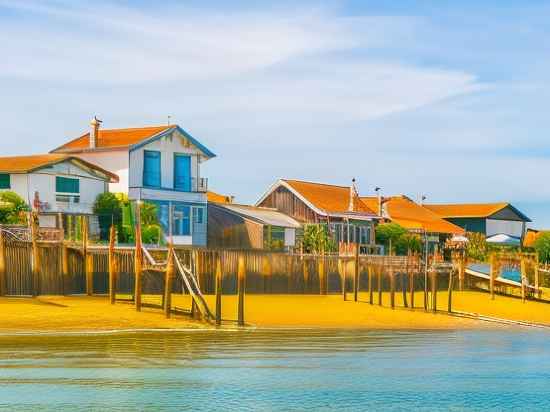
[1,290,550,333]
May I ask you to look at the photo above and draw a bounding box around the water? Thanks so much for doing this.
[468,263,522,283]
[0,329,549,411]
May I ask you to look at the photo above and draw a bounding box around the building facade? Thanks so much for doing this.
[51,119,216,246]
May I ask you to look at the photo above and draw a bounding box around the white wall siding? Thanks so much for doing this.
[76,150,129,193]
[486,219,525,238]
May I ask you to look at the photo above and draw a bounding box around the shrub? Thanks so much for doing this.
[466,231,489,262]
[0,191,29,224]
[534,232,550,264]
[375,223,407,255]
[93,192,123,240]
[302,224,336,254]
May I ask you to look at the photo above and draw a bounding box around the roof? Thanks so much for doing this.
[207,191,233,204]
[523,229,550,248]
[269,179,378,218]
[0,154,118,182]
[361,195,465,234]
[424,202,531,222]
[51,124,216,158]
[486,233,521,246]
[211,203,301,228]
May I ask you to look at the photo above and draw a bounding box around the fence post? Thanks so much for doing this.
[368,265,373,304]
[448,268,454,313]
[108,225,117,305]
[390,267,395,309]
[303,256,309,294]
[377,265,382,306]
[431,270,437,313]
[401,272,408,308]
[237,253,246,326]
[61,241,68,296]
[340,256,347,301]
[81,216,93,296]
[134,202,143,311]
[535,254,540,299]
[459,252,465,291]
[31,213,40,297]
[164,244,174,318]
[489,252,496,300]
[215,253,222,326]
[520,257,527,303]
[319,255,326,295]
[0,230,5,296]
[354,245,359,302]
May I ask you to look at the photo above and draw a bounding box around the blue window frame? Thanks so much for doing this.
[174,154,191,191]
[0,174,10,189]
[193,207,204,224]
[174,205,191,236]
[143,150,161,188]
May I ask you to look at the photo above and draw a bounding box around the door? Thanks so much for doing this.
[174,154,191,191]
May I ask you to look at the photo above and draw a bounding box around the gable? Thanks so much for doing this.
[489,205,531,222]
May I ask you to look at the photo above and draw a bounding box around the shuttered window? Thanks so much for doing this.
[56,176,79,193]
[143,150,161,188]
[174,154,191,191]
[0,174,10,189]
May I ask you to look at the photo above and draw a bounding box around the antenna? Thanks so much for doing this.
[167,115,171,126]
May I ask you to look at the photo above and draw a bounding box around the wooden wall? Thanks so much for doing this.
[208,205,264,249]
[258,185,320,223]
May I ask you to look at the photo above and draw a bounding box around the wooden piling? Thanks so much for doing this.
[377,266,382,306]
[61,241,68,296]
[409,271,415,309]
[353,245,359,302]
[237,253,246,326]
[401,272,408,308]
[535,255,540,298]
[215,254,222,326]
[489,252,496,300]
[164,245,175,318]
[0,230,5,296]
[303,256,309,294]
[458,253,465,291]
[520,257,526,303]
[341,257,347,301]
[368,265,373,304]
[108,225,117,304]
[262,254,272,294]
[447,269,454,313]
[390,268,395,309]
[431,271,437,313]
[319,256,326,295]
[31,213,40,296]
[134,203,143,312]
[82,216,93,296]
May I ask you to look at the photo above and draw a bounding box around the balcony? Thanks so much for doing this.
[194,177,208,193]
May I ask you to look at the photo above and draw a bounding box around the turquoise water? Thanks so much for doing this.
[1,329,550,411]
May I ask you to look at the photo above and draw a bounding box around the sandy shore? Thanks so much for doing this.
[4,289,550,333]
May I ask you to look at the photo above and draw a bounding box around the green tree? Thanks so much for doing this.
[93,192,123,240]
[302,224,336,254]
[395,232,422,255]
[375,223,407,255]
[534,232,550,264]
[466,231,489,261]
[0,191,29,224]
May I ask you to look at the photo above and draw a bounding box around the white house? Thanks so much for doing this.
[51,118,216,246]
[0,154,118,228]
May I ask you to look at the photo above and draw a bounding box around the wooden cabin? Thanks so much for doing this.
[208,203,301,250]
[256,179,379,247]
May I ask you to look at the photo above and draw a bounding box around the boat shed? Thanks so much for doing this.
[207,203,301,250]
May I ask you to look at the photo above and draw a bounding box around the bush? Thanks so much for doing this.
[466,231,489,262]
[302,224,336,254]
[395,232,422,255]
[375,223,407,255]
[93,192,123,240]
[0,191,29,224]
[534,233,550,264]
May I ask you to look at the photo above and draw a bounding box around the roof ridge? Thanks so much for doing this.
[283,178,353,190]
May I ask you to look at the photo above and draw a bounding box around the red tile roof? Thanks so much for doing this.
[282,179,377,216]
[0,154,118,182]
[361,195,464,234]
[52,125,172,153]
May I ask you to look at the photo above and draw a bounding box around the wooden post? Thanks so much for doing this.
[215,254,222,326]
[341,257,347,301]
[368,265,373,304]
[237,253,246,326]
[489,252,496,300]
[401,272,408,308]
[61,241,68,296]
[164,244,175,318]
[377,265,382,306]
[134,202,143,311]
[535,254,540,299]
[303,256,309,294]
[409,269,415,310]
[319,255,326,295]
[108,225,116,304]
[262,254,272,294]
[520,257,526,303]
[81,216,93,296]
[390,267,395,309]
[31,213,40,296]
[448,268,454,313]
[431,270,437,313]
[0,230,5,296]
[459,254,465,291]
[353,245,360,302]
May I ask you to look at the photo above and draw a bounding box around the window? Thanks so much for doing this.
[143,150,161,188]
[174,154,191,191]
[0,174,10,189]
[173,205,191,236]
[56,176,79,193]
[193,207,204,224]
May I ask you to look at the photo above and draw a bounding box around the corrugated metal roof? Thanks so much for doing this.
[213,203,301,228]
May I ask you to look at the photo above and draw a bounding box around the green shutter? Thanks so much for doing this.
[56,176,80,193]
[0,174,10,189]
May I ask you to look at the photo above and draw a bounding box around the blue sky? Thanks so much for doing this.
[1,1,549,227]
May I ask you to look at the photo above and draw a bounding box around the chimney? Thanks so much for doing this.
[348,178,356,212]
[90,116,102,149]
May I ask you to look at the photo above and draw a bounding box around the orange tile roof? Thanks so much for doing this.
[207,191,233,203]
[283,179,376,216]
[523,229,550,248]
[361,195,465,234]
[0,154,118,182]
[52,125,172,152]
[423,203,509,218]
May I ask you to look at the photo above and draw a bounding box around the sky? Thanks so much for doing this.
[1,0,549,227]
